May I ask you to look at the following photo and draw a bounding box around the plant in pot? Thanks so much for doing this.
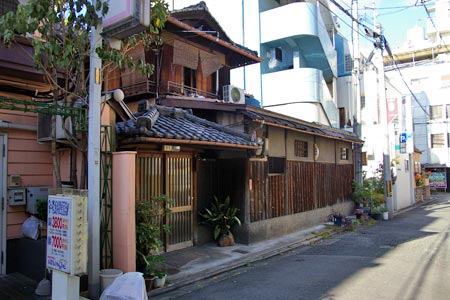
[135,195,172,290]
[199,195,241,247]
[35,198,48,238]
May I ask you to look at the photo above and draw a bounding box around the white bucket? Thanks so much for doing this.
[100,269,123,292]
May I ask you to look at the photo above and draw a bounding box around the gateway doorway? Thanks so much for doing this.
[136,153,194,252]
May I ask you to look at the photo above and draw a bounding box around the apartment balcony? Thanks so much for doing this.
[260,2,337,80]
[261,68,339,127]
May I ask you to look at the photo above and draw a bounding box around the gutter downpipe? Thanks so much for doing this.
[0,121,36,131]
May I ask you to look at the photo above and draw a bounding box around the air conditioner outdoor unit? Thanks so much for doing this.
[223,85,245,104]
[37,114,72,143]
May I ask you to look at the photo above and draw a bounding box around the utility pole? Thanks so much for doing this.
[371,2,393,217]
[352,0,362,186]
[88,0,102,298]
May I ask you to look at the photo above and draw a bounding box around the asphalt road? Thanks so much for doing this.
[156,194,450,300]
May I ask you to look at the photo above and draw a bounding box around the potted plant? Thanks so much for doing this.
[379,206,389,220]
[35,198,48,238]
[139,253,167,289]
[135,195,172,290]
[328,211,343,226]
[199,195,241,247]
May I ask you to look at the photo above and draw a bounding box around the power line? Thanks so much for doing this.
[386,58,430,117]
[322,0,375,45]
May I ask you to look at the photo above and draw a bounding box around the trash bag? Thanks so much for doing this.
[22,216,40,240]
[100,272,148,300]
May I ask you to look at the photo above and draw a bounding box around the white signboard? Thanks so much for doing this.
[46,194,87,275]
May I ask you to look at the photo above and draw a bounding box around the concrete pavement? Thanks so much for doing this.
[149,193,447,299]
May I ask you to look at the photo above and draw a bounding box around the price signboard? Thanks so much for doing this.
[46,194,87,275]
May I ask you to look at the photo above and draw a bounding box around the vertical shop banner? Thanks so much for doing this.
[386,98,398,124]
[399,95,414,153]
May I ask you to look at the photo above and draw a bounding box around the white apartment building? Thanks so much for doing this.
[383,0,450,193]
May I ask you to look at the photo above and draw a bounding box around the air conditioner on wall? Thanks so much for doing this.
[37,114,72,143]
[223,85,245,104]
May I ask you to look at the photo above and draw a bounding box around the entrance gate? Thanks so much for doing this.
[136,153,193,252]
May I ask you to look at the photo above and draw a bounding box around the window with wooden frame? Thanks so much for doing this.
[431,133,445,148]
[268,157,285,174]
[340,147,349,160]
[294,140,308,157]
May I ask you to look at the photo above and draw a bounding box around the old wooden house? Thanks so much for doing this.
[110,2,362,263]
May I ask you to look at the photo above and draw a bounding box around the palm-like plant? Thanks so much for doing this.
[199,196,241,240]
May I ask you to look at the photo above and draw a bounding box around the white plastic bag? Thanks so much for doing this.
[22,216,40,240]
[100,272,148,300]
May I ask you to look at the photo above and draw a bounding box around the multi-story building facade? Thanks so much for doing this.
[384,0,450,192]
[171,0,354,129]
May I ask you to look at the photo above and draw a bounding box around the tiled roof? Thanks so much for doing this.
[116,105,260,148]
[241,110,363,144]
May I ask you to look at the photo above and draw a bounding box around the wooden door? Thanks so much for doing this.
[136,152,193,252]
[165,153,194,251]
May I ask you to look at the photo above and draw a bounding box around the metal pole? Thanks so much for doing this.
[352,0,362,186]
[372,3,393,217]
[88,1,102,298]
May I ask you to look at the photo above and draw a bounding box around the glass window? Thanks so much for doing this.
[431,133,445,148]
[344,54,353,72]
[446,104,450,119]
[269,157,285,174]
[430,105,443,120]
[340,147,349,160]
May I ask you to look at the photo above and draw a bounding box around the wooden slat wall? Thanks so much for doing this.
[136,153,164,201]
[249,160,354,223]
[249,160,268,222]
[335,164,354,201]
[268,175,286,218]
[315,163,337,208]
[288,161,315,213]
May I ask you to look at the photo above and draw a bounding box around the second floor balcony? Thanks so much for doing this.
[260,1,337,81]
[262,68,339,127]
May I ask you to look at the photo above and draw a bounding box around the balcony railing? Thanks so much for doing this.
[164,81,219,99]
[119,78,219,100]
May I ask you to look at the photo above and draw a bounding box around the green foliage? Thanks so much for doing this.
[352,164,386,209]
[36,199,48,222]
[0,0,169,188]
[199,196,241,240]
[371,206,388,214]
[138,252,166,278]
[135,195,172,258]
[135,195,172,277]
